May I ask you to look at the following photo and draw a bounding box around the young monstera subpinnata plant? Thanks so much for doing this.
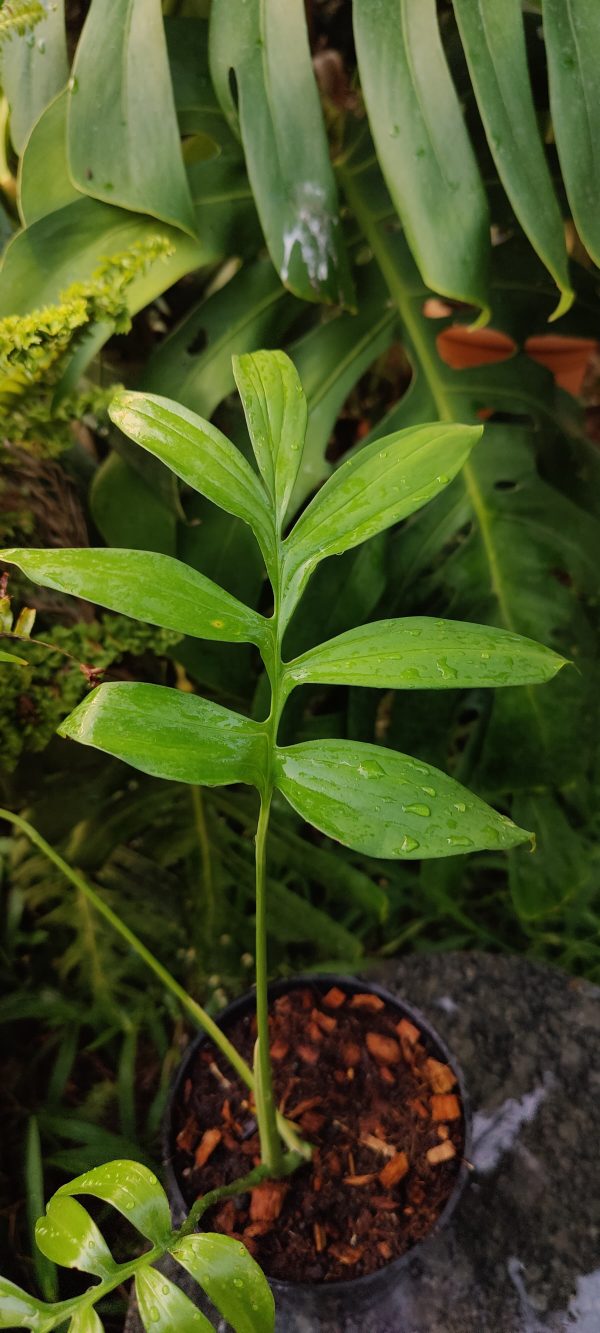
[1,350,566,1177]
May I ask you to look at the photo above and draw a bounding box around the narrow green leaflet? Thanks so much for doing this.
[35,1196,116,1279]
[56,1161,171,1247]
[233,350,307,527]
[353,0,490,315]
[135,1268,212,1333]
[173,1233,275,1333]
[1,0,67,154]
[0,1278,51,1331]
[0,648,27,664]
[68,0,195,236]
[58,684,265,789]
[69,1310,104,1333]
[1,548,268,650]
[209,0,353,306]
[109,392,273,567]
[18,90,80,226]
[285,618,566,691]
[453,0,572,318]
[543,0,600,268]
[280,423,482,623]
[274,740,531,858]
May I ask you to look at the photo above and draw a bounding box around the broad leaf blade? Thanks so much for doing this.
[135,1267,212,1333]
[173,1233,275,1333]
[18,90,80,227]
[56,1161,171,1247]
[0,1278,52,1331]
[69,1310,104,1333]
[58,684,265,789]
[543,0,600,269]
[353,0,489,314]
[1,548,268,650]
[233,350,307,525]
[281,423,482,621]
[1,0,67,154]
[35,1196,116,1279]
[68,0,196,236]
[453,0,572,318]
[109,392,273,566]
[274,740,531,858]
[286,618,566,690]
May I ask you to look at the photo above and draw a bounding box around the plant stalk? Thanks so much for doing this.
[253,792,284,1176]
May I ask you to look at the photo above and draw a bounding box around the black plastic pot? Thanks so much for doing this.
[163,974,472,1332]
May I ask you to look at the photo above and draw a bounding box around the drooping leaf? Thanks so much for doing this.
[233,350,307,527]
[0,1277,52,1331]
[56,1160,172,1247]
[68,0,195,236]
[173,1232,275,1333]
[209,0,353,306]
[18,90,80,226]
[1,0,67,154]
[280,423,482,623]
[69,1309,104,1333]
[109,391,274,568]
[543,0,600,269]
[58,684,265,789]
[135,1267,213,1333]
[34,1195,116,1278]
[452,0,572,318]
[285,617,566,691]
[274,739,531,858]
[1,547,268,650]
[353,0,490,315]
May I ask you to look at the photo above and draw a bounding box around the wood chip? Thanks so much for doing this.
[366,1032,401,1064]
[350,992,385,1011]
[297,1044,319,1065]
[431,1093,461,1121]
[213,1200,236,1233]
[308,1021,323,1043]
[378,1240,393,1260]
[380,1066,396,1085]
[176,1115,198,1153]
[343,1173,377,1186]
[360,1132,396,1158]
[329,1242,363,1265]
[379,1151,409,1188]
[244,1221,271,1239]
[426,1141,456,1166]
[249,1180,289,1223]
[437,1125,450,1141]
[396,1017,420,1045]
[269,1038,289,1061]
[341,1041,361,1066]
[370,1195,399,1211]
[311,1007,337,1033]
[287,1095,322,1121]
[208,1061,232,1089]
[194,1128,221,1168]
[408,1097,429,1120]
[300,1110,326,1134]
[313,1222,327,1252]
[425,1057,457,1093]
[323,986,346,1008]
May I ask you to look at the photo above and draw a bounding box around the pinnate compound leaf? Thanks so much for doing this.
[0,1277,52,1330]
[135,1267,213,1333]
[34,1196,116,1278]
[233,350,307,527]
[109,392,273,566]
[56,1161,171,1247]
[543,0,600,270]
[68,0,196,236]
[69,1308,104,1333]
[274,740,531,858]
[58,684,265,789]
[173,1233,275,1333]
[1,548,268,650]
[286,618,566,691]
[280,423,482,622]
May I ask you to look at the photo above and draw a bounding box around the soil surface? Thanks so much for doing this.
[171,985,464,1283]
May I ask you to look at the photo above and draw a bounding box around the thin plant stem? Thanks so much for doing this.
[253,792,284,1176]
[191,784,215,949]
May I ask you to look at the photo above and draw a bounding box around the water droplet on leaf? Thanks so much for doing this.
[403,803,431,817]
[397,835,419,852]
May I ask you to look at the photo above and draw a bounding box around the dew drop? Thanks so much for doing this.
[397,835,419,852]
[480,650,490,660]
[403,803,431,817]
[436,473,449,484]
[421,785,436,797]
[454,801,466,813]
[379,449,388,459]
[233,1277,244,1288]
[37,38,46,53]
[436,657,458,680]
[161,1286,170,1296]
[124,1198,135,1210]
[447,835,473,847]
[149,1306,160,1323]
[399,667,420,681]
[357,759,384,778]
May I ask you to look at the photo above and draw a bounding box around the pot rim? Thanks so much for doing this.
[163,971,472,1298]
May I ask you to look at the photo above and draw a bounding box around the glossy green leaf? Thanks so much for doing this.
[135,1267,212,1333]
[90,454,177,557]
[35,1196,116,1279]
[0,1278,51,1331]
[453,0,572,318]
[1,547,268,651]
[281,423,482,623]
[18,90,80,226]
[109,391,273,566]
[209,0,353,306]
[0,647,27,664]
[233,350,307,527]
[543,0,600,269]
[286,618,566,691]
[56,1160,171,1246]
[1,0,67,154]
[69,1309,104,1333]
[353,0,489,315]
[275,740,531,858]
[173,1232,275,1333]
[68,0,195,236]
[58,684,265,788]
[25,1117,58,1303]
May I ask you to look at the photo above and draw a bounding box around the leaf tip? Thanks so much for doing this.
[548,286,575,323]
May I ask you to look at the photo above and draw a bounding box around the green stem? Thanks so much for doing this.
[191,785,215,950]
[253,791,284,1176]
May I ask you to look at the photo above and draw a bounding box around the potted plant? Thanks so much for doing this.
[0,350,566,1327]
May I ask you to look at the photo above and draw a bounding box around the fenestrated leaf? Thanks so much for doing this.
[453,0,572,319]
[1,547,269,651]
[0,1277,52,1330]
[233,350,307,527]
[285,617,566,691]
[56,1161,171,1247]
[173,1232,275,1333]
[280,423,482,624]
[543,0,600,269]
[69,1309,104,1333]
[1,0,68,155]
[274,740,531,858]
[353,0,490,315]
[209,0,353,306]
[68,0,196,236]
[109,391,274,569]
[18,90,80,226]
[34,1196,116,1279]
[135,1267,212,1333]
[58,684,266,789]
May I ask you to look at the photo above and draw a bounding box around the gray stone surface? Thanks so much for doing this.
[125,952,600,1332]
